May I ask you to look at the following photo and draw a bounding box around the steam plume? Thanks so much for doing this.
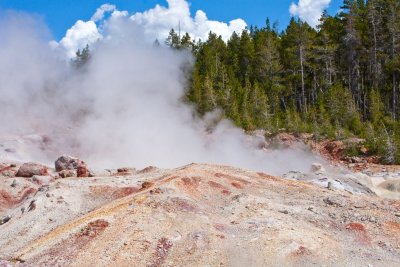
[0,11,321,175]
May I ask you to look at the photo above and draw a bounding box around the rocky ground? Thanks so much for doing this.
[273,133,400,200]
[1,135,400,266]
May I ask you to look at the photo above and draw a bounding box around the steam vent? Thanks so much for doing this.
[1,0,400,266]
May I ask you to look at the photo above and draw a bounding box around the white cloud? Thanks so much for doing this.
[91,3,116,22]
[130,0,247,41]
[290,0,331,27]
[58,20,102,58]
[55,0,247,58]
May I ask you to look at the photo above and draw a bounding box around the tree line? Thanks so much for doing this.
[165,0,400,163]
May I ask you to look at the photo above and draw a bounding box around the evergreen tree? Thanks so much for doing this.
[385,0,400,119]
[180,33,193,50]
[369,89,385,125]
[73,44,91,68]
[165,29,181,49]
[175,0,400,163]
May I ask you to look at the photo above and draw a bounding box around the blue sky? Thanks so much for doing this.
[0,0,342,40]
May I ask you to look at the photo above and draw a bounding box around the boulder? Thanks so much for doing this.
[55,155,88,177]
[16,162,48,178]
[0,215,11,225]
[116,168,135,175]
[55,155,85,172]
[77,165,89,178]
[0,163,16,177]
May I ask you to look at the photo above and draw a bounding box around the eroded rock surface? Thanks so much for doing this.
[0,163,399,266]
[15,163,48,178]
[55,155,88,178]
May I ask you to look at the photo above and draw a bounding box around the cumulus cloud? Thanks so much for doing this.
[130,0,247,42]
[290,0,331,27]
[58,20,102,58]
[55,0,247,58]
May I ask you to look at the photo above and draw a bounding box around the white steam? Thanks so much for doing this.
[0,11,321,175]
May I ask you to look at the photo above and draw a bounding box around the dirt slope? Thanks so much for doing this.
[1,163,400,267]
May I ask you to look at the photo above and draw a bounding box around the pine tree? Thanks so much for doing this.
[385,0,400,119]
[199,76,216,114]
[165,29,181,49]
[180,33,193,50]
[179,0,400,163]
[238,30,255,84]
[73,44,91,68]
[250,82,269,128]
[342,1,363,107]
[281,18,315,113]
[369,88,385,125]
[316,11,341,90]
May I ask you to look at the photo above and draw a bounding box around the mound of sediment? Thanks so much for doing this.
[0,163,400,266]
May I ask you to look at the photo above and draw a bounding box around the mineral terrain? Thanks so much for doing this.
[1,157,400,266]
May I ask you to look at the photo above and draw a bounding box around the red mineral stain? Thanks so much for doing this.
[77,165,89,178]
[89,186,139,200]
[345,222,371,245]
[208,181,231,195]
[384,221,400,233]
[149,237,173,267]
[221,189,231,195]
[208,181,225,189]
[181,177,201,188]
[170,197,198,212]
[295,246,312,256]
[346,222,366,231]
[78,219,109,237]
[175,177,201,197]
[0,187,36,210]
[0,166,13,173]
[112,187,139,198]
[231,182,243,189]
[215,173,251,185]
[181,177,192,186]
